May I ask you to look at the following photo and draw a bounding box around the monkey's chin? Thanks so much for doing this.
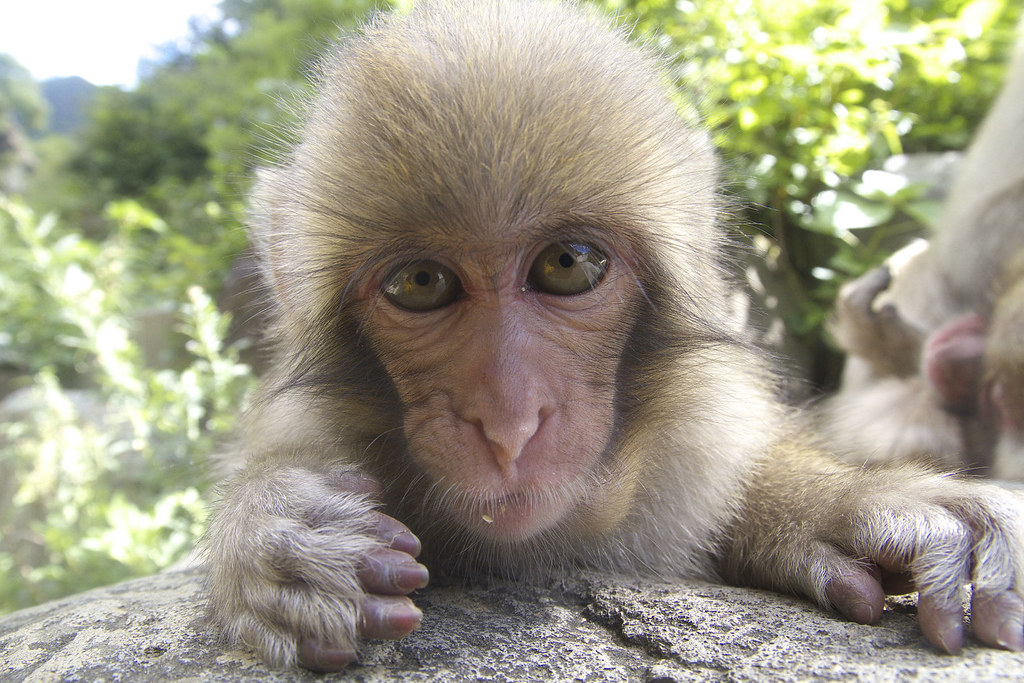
[459,492,573,543]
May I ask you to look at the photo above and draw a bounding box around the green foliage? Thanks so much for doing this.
[70,88,210,198]
[0,197,240,377]
[602,0,1020,382]
[0,55,48,196]
[0,197,255,612]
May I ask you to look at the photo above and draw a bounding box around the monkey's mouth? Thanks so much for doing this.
[458,490,573,542]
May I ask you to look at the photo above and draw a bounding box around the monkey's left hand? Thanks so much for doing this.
[825,480,1024,652]
[732,465,1024,653]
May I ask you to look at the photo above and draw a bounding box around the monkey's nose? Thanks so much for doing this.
[473,413,542,473]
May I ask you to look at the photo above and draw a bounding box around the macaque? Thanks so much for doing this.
[204,0,1024,672]
[824,244,1024,474]
[820,26,1024,475]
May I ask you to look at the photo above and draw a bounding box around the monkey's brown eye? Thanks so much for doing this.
[528,243,609,295]
[383,260,462,311]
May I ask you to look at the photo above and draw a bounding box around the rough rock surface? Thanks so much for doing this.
[3,565,1023,681]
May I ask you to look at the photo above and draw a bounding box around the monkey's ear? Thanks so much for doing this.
[249,167,306,323]
[249,167,364,331]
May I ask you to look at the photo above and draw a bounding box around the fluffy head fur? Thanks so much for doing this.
[245,0,775,577]
[255,0,723,332]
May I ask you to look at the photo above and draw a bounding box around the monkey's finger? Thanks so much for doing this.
[853,499,972,652]
[847,265,891,315]
[963,487,1024,650]
[825,564,885,625]
[917,592,965,654]
[297,637,358,672]
[359,595,423,640]
[900,530,969,653]
[971,590,1024,651]
[368,510,422,556]
[869,552,917,595]
[358,548,430,595]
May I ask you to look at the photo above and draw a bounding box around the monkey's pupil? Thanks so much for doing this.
[558,252,575,268]
[414,271,431,287]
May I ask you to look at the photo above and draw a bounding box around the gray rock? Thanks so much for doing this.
[2,565,1023,681]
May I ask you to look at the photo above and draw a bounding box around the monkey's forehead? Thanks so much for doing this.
[286,0,716,242]
[250,0,729,325]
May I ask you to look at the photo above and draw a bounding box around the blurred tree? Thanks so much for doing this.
[599,0,1021,387]
[71,88,209,198]
[0,55,48,132]
[64,0,385,230]
[0,55,48,193]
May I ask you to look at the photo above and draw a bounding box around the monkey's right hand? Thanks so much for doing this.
[204,466,429,671]
[833,264,923,376]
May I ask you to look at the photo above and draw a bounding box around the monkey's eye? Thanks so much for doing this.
[528,242,609,295]
[383,260,462,311]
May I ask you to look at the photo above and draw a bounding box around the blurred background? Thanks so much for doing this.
[0,0,1019,614]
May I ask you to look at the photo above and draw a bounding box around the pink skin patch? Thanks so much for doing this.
[923,313,988,413]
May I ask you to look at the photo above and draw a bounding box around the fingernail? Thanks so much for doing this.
[391,530,421,556]
[395,562,430,591]
[298,638,358,672]
[848,600,876,625]
[935,624,964,655]
[388,603,423,631]
[997,620,1024,652]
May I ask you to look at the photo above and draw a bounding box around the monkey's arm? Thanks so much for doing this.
[203,455,428,671]
[722,443,1024,652]
[831,263,925,378]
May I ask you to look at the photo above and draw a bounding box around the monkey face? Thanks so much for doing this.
[359,238,640,542]
[254,0,721,555]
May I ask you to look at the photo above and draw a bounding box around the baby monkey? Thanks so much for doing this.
[204,0,1024,671]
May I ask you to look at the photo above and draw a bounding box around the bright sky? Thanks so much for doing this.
[0,1,222,87]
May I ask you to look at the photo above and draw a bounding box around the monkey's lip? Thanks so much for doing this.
[459,490,571,541]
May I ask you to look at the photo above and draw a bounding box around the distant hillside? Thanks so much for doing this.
[39,77,97,135]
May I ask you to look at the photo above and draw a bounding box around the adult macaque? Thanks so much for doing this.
[204,0,1024,671]
[820,27,1024,475]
